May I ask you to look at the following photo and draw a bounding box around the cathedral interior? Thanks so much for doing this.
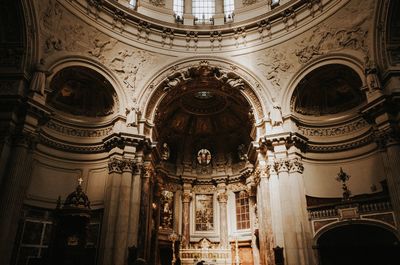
[1,0,400,265]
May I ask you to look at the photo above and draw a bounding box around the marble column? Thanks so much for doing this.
[276,159,300,265]
[102,158,123,265]
[255,153,274,265]
[379,140,400,231]
[246,176,260,265]
[114,159,136,265]
[288,157,314,265]
[127,159,143,248]
[137,163,154,260]
[181,183,192,248]
[216,181,228,248]
[0,133,36,265]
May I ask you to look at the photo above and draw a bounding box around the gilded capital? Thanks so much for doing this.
[182,191,192,203]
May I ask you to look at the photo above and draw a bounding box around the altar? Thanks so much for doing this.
[180,238,232,265]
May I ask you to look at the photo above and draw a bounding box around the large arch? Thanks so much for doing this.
[282,55,367,117]
[139,57,270,135]
[314,221,400,265]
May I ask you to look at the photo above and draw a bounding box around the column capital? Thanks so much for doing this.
[141,163,154,178]
[275,159,289,173]
[259,132,308,153]
[289,157,304,173]
[217,190,228,203]
[108,157,137,173]
[181,190,193,203]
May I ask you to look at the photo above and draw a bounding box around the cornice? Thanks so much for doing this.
[57,0,348,54]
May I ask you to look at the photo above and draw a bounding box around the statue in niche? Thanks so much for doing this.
[161,143,170,161]
[29,59,50,95]
[237,144,248,161]
[270,100,283,126]
[365,63,381,92]
[197,149,211,166]
[126,107,137,127]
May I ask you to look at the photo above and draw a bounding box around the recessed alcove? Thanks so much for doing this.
[154,65,254,174]
[47,66,117,118]
[291,64,366,117]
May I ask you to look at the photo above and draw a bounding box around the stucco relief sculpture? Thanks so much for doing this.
[295,24,368,64]
[257,49,293,90]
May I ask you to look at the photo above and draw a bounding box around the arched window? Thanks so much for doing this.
[173,0,184,20]
[193,0,215,24]
[235,191,250,230]
[129,0,136,8]
[223,0,234,20]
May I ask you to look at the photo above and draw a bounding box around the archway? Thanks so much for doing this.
[316,224,400,265]
[143,61,263,265]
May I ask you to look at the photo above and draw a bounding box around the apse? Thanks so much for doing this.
[154,65,254,171]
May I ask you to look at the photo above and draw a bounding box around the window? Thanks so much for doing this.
[193,0,215,24]
[235,191,250,230]
[173,0,184,20]
[129,0,137,8]
[223,0,234,20]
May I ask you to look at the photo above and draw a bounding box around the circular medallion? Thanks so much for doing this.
[197,149,211,165]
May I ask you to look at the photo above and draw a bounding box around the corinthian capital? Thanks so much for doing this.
[182,191,192,203]
[275,159,289,173]
[217,190,228,203]
[289,158,304,173]
[141,163,154,178]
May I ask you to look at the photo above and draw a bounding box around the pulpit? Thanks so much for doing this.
[46,179,94,265]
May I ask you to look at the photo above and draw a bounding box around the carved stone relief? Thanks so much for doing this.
[294,24,368,64]
[257,48,294,91]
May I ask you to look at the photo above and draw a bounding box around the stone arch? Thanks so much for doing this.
[282,55,366,117]
[139,57,269,140]
[46,57,127,120]
[313,219,399,244]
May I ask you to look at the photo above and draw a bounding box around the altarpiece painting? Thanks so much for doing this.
[195,194,214,231]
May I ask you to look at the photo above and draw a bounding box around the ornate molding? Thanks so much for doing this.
[46,120,113,138]
[289,158,304,173]
[108,157,137,173]
[181,190,193,203]
[297,119,369,137]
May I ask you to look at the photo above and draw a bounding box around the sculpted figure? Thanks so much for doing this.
[29,59,50,95]
[365,64,381,92]
[126,107,137,126]
[270,101,283,126]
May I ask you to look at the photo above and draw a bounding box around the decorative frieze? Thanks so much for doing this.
[46,120,113,138]
[297,119,369,137]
